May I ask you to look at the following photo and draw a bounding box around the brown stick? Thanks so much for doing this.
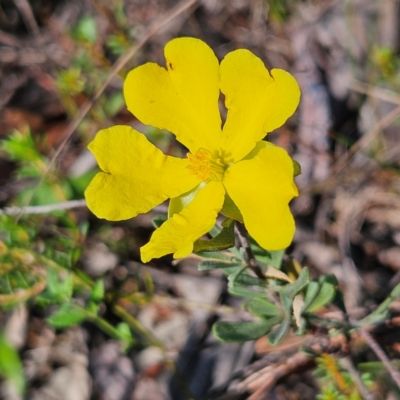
[234,222,266,280]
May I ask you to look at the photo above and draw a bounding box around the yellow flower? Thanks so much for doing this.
[85,37,300,263]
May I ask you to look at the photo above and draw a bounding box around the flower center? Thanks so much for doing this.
[187,149,226,182]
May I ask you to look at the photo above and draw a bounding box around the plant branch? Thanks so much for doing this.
[1,200,168,216]
[234,222,265,280]
[350,317,400,391]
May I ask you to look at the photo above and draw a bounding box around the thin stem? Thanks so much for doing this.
[234,222,265,280]
[340,356,377,400]
[1,200,167,216]
[89,312,134,345]
[350,317,400,391]
[113,304,164,349]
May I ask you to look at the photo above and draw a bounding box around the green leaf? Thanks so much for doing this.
[279,267,309,301]
[74,16,97,43]
[198,260,241,271]
[193,218,235,253]
[234,272,269,287]
[293,159,302,176]
[220,193,243,221]
[0,130,41,163]
[358,280,400,326]
[213,320,278,342]
[302,281,321,312]
[47,303,88,328]
[152,214,167,228]
[45,270,73,302]
[227,265,248,288]
[228,285,267,299]
[104,92,125,117]
[250,243,285,269]
[116,322,133,341]
[0,334,25,394]
[196,251,234,261]
[268,317,291,345]
[66,169,97,196]
[278,268,309,320]
[306,275,337,313]
[244,298,283,319]
[90,280,104,303]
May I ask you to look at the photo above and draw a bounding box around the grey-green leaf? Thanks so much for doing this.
[268,317,291,345]
[306,276,337,313]
[244,298,283,319]
[279,267,310,300]
[198,260,241,271]
[194,218,235,253]
[213,320,279,342]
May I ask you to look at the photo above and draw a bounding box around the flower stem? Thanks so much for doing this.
[234,222,265,280]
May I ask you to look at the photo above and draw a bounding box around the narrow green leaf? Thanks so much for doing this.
[302,281,321,312]
[213,320,278,342]
[236,275,268,287]
[268,317,291,345]
[90,280,105,303]
[358,281,400,326]
[306,278,336,313]
[244,298,283,319]
[0,334,25,394]
[279,267,309,300]
[152,214,167,228]
[227,265,248,288]
[196,251,234,261]
[194,218,235,253]
[198,260,241,271]
[302,274,338,314]
[251,245,285,269]
[48,303,88,328]
[277,267,309,315]
[229,285,267,298]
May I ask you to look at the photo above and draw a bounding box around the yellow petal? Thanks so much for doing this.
[220,49,300,162]
[223,145,298,250]
[85,125,199,220]
[141,181,225,262]
[124,37,221,153]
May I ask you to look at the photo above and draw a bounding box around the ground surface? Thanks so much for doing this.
[1,0,400,399]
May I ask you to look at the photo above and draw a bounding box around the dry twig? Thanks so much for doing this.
[234,222,265,279]
[350,317,400,391]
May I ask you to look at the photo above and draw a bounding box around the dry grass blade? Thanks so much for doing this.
[1,199,87,215]
[15,0,200,223]
[349,80,400,106]
[13,0,41,39]
[333,104,400,173]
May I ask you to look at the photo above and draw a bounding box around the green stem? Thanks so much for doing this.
[113,304,164,349]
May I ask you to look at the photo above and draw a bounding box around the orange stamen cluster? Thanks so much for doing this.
[187,149,225,182]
